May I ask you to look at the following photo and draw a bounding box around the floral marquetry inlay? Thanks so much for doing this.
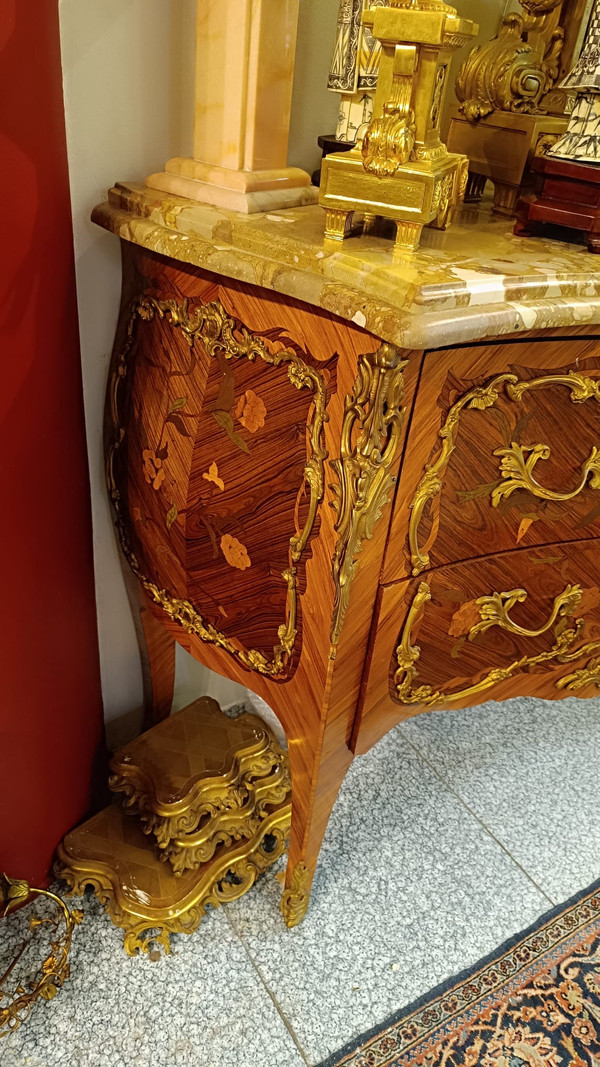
[106,295,329,678]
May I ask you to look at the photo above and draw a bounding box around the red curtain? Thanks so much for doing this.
[0,0,105,885]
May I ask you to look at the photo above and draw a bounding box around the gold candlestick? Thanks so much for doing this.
[318,0,478,254]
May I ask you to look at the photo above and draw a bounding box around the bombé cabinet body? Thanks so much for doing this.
[100,185,600,925]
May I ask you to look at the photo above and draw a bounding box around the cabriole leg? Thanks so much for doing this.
[280,725,352,927]
[122,565,176,729]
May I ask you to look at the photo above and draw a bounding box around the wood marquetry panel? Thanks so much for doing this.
[356,538,600,754]
[109,264,334,679]
[383,335,600,584]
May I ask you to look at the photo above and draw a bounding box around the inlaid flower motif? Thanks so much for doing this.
[235,389,267,432]
[448,599,481,638]
[220,533,251,570]
[142,449,165,491]
[202,461,225,491]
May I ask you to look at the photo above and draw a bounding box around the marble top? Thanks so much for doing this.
[93,181,600,350]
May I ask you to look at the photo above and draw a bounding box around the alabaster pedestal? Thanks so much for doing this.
[147,0,316,212]
[146,159,317,214]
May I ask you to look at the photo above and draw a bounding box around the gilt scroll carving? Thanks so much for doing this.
[280,861,311,928]
[107,296,328,678]
[455,2,564,122]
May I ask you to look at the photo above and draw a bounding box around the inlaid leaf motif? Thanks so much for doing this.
[235,389,267,432]
[166,503,178,530]
[212,410,250,454]
[220,533,251,570]
[169,396,187,413]
[457,479,502,502]
[166,413,190,438]
[202,462,225,492]
[517,515,538,543]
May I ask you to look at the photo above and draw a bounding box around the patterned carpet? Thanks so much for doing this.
[318,878,600,1067]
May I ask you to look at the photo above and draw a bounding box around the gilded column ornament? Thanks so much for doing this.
[394,580,600,707]
[408,370,600,576]
[361,44,417,175]
[330,343,408,645]
[280,862,311,928]
[106,295,328,678]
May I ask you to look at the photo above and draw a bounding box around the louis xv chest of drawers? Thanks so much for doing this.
[97,182,600,927]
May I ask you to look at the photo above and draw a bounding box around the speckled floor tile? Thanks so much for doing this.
[400,695,600,905]
[2,894,307,1067]
[225,726,550,1064]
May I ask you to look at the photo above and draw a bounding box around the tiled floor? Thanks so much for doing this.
[4,694,600,1067]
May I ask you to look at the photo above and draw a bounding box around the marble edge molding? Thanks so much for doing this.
[91,200,600,352]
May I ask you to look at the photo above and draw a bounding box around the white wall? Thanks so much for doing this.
[59,0,507,725]
[59,0,196,723]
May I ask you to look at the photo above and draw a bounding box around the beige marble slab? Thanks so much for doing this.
[93,182,600,350]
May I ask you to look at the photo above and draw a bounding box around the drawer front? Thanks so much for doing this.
[383,335,600,584]
[355,539,600,754]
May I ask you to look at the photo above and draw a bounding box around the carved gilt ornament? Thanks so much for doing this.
[455,2,565,122]
[56,807,291,957]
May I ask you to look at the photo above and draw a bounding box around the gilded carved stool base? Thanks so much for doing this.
[108,697,290,874]
[55,800,291,956]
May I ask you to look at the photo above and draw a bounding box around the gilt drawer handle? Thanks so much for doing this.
[492,442,600,505]
[408,370,600,577]
[471,584,583,639]
[394,580,599,707]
